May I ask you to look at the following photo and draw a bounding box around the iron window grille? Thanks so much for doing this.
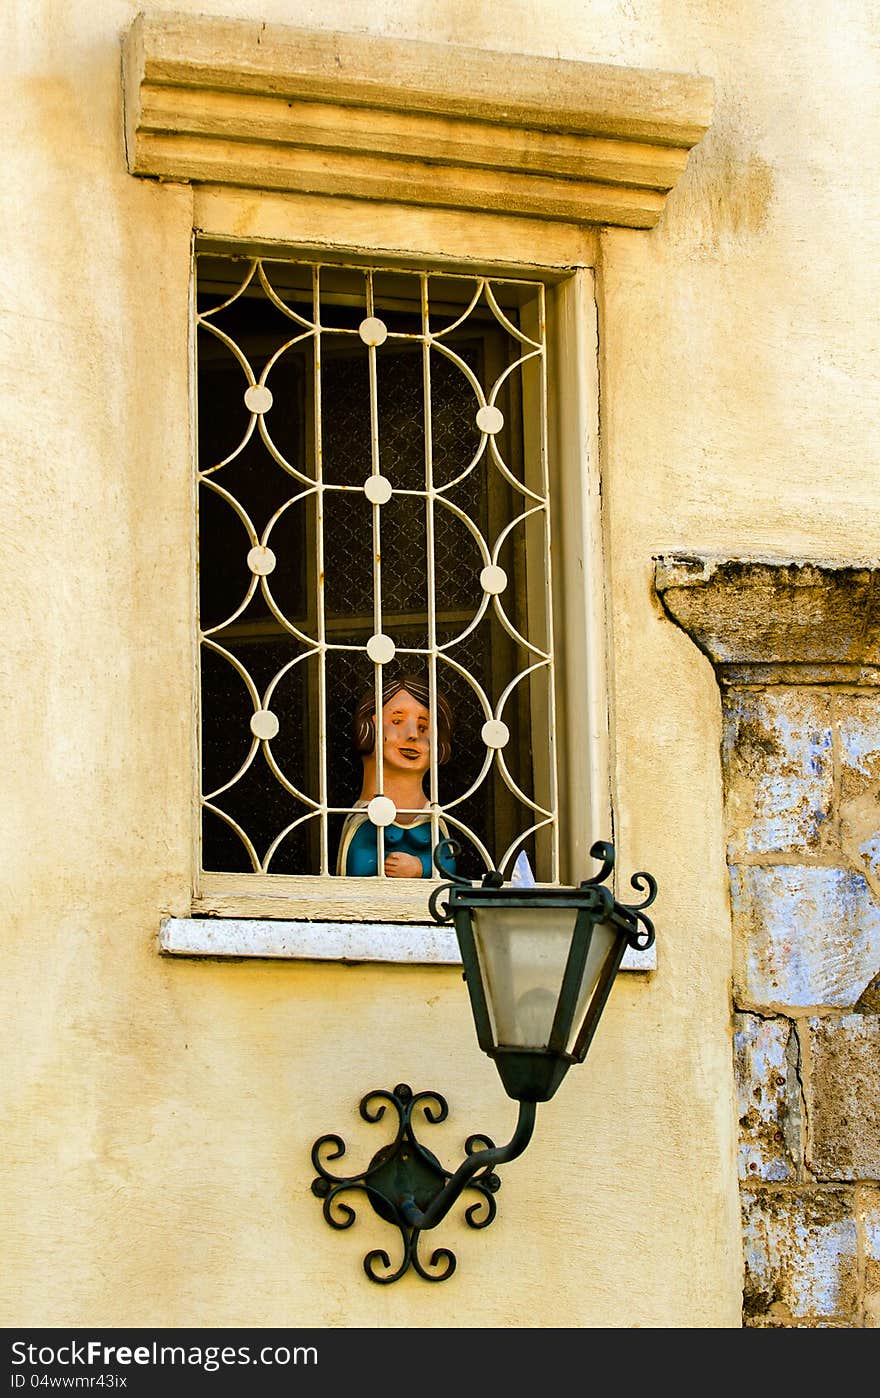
[195,253,559,885]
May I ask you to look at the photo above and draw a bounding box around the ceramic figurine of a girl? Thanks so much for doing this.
[336,675,453,877]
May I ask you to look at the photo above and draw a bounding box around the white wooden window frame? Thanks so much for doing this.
[124,12,712,969]
[160,218,654,969]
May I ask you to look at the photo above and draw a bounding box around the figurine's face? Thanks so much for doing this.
[377,689,431,776]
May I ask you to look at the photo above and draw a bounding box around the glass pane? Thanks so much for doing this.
[472,907,573,1048]
[472,907,618,1052]
[569,921,618,1052]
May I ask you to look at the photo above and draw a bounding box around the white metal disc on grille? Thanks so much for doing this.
[367,796,397,826]
[475,404,504,434]
[366,633,396,664]
[247,546,277,576]
[480,564,508,595]
[363,474,393,505]
[481,718,510,749]
[244,384,273,414]
[359,317,388,347]
[250,709,280,740]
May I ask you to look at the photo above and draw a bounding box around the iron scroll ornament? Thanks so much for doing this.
[428,837,657,951]
[310,840,656,1283]
[310,1083,533,1284]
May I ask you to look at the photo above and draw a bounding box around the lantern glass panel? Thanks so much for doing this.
[471,906,618,1052]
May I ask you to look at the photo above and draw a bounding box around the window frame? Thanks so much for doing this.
[184,224,610,933]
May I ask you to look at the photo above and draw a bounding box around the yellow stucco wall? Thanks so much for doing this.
[3,0,877,1328]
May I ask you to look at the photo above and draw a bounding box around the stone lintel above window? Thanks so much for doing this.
[122,11,713,229]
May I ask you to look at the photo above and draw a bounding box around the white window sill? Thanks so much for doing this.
[159,918,656,970]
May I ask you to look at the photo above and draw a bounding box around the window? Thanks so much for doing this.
[124,13,707,964]
[195,252,559,892]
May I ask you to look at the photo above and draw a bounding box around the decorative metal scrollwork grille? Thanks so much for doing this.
[195,254,559,882]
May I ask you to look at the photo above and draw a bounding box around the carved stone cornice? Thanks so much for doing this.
[122,11,713,229]
[655,555,880,685]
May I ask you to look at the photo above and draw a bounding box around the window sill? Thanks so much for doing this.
[159,917,656,970]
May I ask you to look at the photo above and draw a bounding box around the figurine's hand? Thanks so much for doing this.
[384,852,424,878]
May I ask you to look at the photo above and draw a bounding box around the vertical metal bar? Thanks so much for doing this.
[366,269,383,640]
[421,272,440,857]
[374,654,386,878]
[366,271,385,874]
[313,262,329,874]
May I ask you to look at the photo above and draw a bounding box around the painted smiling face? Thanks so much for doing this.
[377,689,431,777]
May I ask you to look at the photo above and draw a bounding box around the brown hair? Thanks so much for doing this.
[353,674,453,764]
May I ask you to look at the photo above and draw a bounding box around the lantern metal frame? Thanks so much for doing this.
[310,839,656,1283]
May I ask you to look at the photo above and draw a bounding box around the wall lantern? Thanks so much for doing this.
[311,839,656,1283]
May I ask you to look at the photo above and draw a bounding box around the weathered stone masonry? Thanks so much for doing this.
[656,556,880,1328]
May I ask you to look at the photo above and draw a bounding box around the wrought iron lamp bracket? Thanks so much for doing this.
[310,1082,532,1284]
[311,839,656,1283]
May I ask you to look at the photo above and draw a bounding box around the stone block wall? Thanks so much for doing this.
[656,557,880,1327]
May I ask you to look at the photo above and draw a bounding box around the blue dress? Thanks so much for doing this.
[336,810,450,877]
